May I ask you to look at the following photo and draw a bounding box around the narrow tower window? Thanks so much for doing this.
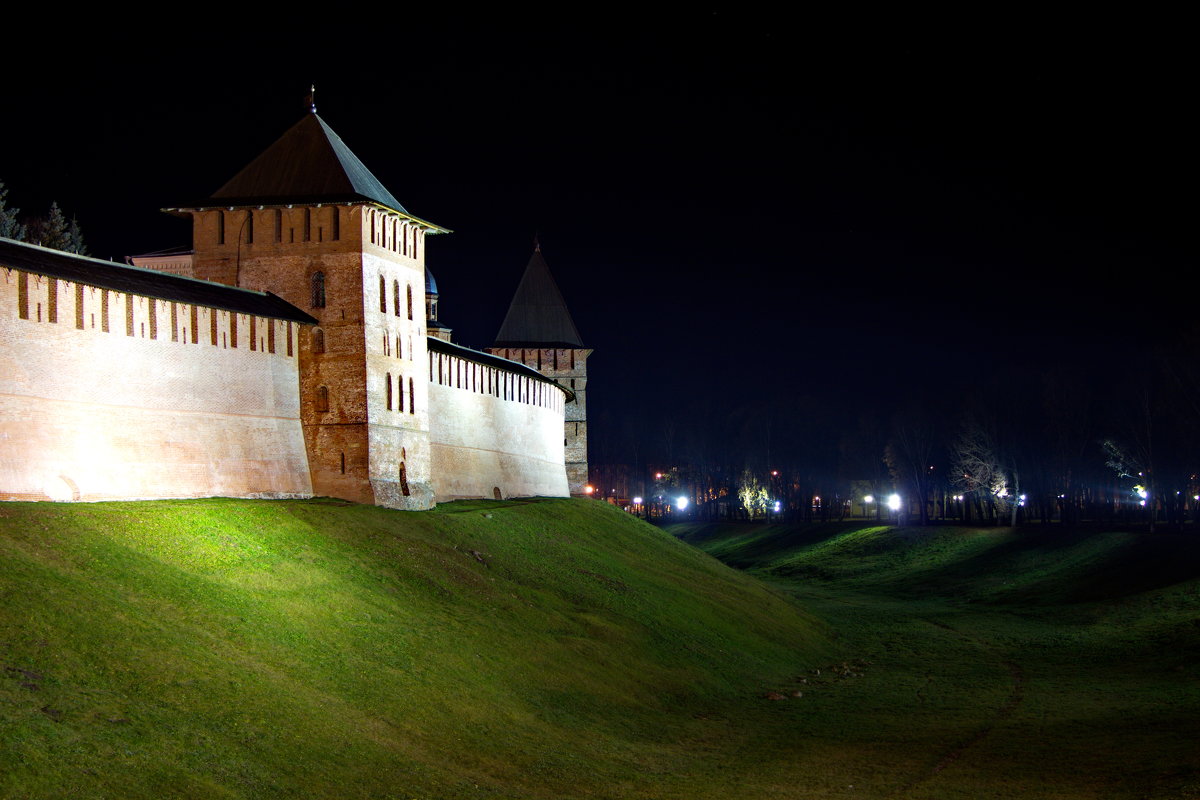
[217,210,225,245]
[408,378,415,413]
[17,272,28,319]
[312,328,325,354]
[311,271,326,308]
[379,275,387,313]
[406,284,413,320]
[393,280,400,316]
[398,373,405,411]
[316,385,329,413]
[386,372,393,410]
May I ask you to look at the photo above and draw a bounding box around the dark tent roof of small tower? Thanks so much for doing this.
[208,113,408,212]
[493,248,584,348]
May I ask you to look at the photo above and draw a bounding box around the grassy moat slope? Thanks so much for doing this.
[668,521,1200,799]
[0,499,830,800]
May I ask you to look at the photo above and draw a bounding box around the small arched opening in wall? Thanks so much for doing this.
[493,487,502,501]
[399,462,410,497]
[315,385,329,413]
[312,327,325,354]
[45,474,81,502]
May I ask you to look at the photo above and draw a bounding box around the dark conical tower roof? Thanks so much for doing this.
[208,112,408,211]
[493,247,584,348]
[165,111,447,232]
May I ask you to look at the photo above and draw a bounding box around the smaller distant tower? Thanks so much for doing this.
[425,267,452,342]
[487,245,591,495]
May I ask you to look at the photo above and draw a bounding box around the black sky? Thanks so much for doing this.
[3,21,1193,465]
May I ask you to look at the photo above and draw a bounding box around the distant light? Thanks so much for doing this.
[774,500,782,512]
[655,472,664,480]
[676,496,689,510]
[1136,487,1148,500]
[887,494,902,511]
[863,495,875,503]
[584,485,595,495]
[633,496,643,505]
[771,470,779,476]
[1140,500,1147,507]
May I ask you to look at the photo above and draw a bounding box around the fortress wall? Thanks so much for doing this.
[492,346,591,494]
[0,268,311,502]
[428,349,568,501]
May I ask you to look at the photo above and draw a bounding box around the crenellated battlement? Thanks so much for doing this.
[7,267,298,359]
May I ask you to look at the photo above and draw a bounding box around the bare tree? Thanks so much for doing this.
[949,417,1015,525]
[885,403,940,526]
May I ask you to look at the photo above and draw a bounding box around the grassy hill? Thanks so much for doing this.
[667,521,1200,799]
[6,503,1199,799]
[669,520,1200,606]
[0,499,830,799]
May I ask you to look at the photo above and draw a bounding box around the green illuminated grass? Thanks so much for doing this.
[3,502,1198,798]
[0,499,830,799]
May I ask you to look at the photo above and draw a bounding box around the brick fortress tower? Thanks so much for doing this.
[167,107,448,509]
[487,245,590,495]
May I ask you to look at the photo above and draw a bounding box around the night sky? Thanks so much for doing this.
[3,22,1193,466]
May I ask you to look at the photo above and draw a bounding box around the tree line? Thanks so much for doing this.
[593,336,1200,531]
[0,179,87,255]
